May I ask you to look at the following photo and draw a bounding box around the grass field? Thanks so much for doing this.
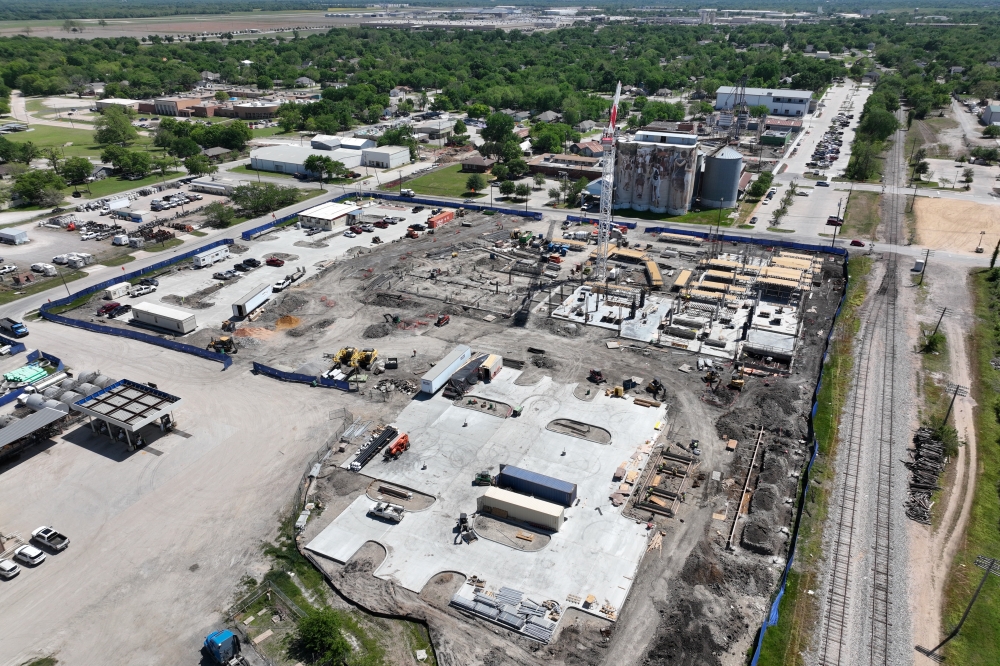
[617,206,735,227]
[75,171,183,199]
[940,268,1000,665]
[405,164,486,199]
[841,191,881,239]
[754,256,872,666]
[0,270,87,305]
[144,238,185,252]
[5,124,155,159]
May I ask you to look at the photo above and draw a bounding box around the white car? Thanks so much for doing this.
[344,231,356,238]
[0,265,17,275]
[80,232,96,241]
[130,285,156,297]
[30,263,46,273]
[0,558,19,579]
[13,544,45,566]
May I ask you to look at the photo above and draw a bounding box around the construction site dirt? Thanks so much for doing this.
[49,208,846,665]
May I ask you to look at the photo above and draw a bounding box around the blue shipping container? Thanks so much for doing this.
[498,465,577,507]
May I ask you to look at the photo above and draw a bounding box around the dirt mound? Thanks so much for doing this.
[264,252,298,261]
[740,521,774,555]
[531,355,558,369]
[234,327,275,340]
[229,243,250,254]
[363,323,394,339]
[541,317,583,337]
[750,484,778,513]
[275,315,302,330]
[758,451,787,485]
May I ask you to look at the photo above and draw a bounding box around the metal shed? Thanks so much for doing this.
[72,379,182,449]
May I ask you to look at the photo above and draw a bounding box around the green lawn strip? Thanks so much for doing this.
[939,269,1000,665]
[755,256,872,666]
[189,230,208,237]
[74,171,182,199]
[617,207,736,226]
[841,191,881,239]
[0,270,88,306]
[405,164,486,198]
[143,238,184,252]
[100,254,135,267]
[767,227,795,233]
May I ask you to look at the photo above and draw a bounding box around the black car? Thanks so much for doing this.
[140,277,159,287]
[408,223,426,231]
[234,263,250,272]
[108,304,132,318]
[242,258,261,268]
[412,206,425,213]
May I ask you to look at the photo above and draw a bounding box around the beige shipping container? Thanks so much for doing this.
[477,487,564,532]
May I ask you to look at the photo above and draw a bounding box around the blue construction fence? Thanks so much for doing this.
[39,238,236,370]
[643,225,849,256]
[27,349,64,373]
[252,362,354,391]
[749,251,852,665]
[0,333,26,356]
[374,192,543,220]
[0,388,25,408]
[565,214,638,230]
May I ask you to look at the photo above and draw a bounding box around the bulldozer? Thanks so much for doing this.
[473,470,493,486]
[207,337,238,354]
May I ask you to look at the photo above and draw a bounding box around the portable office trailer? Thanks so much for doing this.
[479,354,503,381]
[104,282,132,299]
[477,487,564,532]
[420,344,472,394]
[497,464,577,507]
[0,229,28,245]
[131,302,197,334]
[232,283,271,318]
[192,246,230,268]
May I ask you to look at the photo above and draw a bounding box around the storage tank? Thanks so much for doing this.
[25,394,67,413]
[42,386,61,398]
[700,146,743,209]
[59,391,82,406]
[78,371,97,384]
[76,383,99,396]
[92,374,114,388]
[60,378,78,391]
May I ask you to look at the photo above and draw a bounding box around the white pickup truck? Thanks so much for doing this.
[368,502,405,523]
[32,526,69,551]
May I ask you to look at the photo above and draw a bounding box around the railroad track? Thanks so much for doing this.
[817,107,906,665]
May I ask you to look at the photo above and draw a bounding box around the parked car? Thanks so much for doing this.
[412,206,425,213]
[749,216,758,225]
[234,263,250,272]
[265,257,285,267]
[213,271,231,280]
[349,225,364,234]
[0,558,19,579]
[850,239,866,247]
[97,302,120,316]
[13,544,45,566]
[242,258,261,268]
[817,181,830,187]
[408,223,426,231]
[0,265,17,275]
[139,277,159,287]
[108,304,132,318]
[361,224,374,232]
[130,285,156,297]
[344,230,357,238]
[374,221,389,229]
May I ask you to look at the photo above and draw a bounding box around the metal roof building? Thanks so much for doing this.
[249,145,362,176]
[714,86,812,116]
[298,201,362,231]
[73,380,182,449]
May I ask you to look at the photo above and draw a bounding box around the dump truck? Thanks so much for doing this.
[369,501,405,522]
[384,433,410,459]
[203,630,248,666]
[0,318,28,338]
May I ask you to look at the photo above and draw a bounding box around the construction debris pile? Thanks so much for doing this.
[904,427,948,525]
[374,378,418,395]
[450,583,560,644]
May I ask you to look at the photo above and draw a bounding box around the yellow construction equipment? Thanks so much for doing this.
[335,347,356,365]
[207,337,238,354]
[354,348,378,369]
[728,364,746,391]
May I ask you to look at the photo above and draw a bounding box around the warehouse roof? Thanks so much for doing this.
[299,201,361,221]
[73,379,182,432]
[250,145,359,165]
[716,86,812,100]
[480,487,564,518]
[363,145,411,156]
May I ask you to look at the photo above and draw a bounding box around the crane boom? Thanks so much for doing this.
[595,82,622,283]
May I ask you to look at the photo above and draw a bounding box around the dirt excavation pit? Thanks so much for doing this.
[913,198,1000,252]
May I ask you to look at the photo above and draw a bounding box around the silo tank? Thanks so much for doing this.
[701,146,744,209]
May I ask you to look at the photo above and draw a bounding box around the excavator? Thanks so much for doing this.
[383,313,401,325]
[335,346,356,366]
[589,368,606,384]
[207,337,238,354]
[354,348,378,369]
[728,364,746,391]
[383,433,410,459]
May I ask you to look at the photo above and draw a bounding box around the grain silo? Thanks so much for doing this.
[700,146,744,209]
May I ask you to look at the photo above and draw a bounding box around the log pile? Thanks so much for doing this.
[903,427,948,525]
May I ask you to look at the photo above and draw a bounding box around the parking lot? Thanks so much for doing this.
[65,201,456,334]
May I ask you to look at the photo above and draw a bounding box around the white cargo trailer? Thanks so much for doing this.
[131,302,197,334]
[192,246,230,268]
[419,344,472,395]
[232,283,271,318]
[103,282,132,299]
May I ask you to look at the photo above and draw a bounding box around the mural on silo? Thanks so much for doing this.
[614,142,697,216]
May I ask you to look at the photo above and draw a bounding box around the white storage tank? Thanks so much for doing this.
[700,146,743,209]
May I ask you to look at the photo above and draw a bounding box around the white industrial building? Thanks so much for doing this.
[714,86,812,116]
[249,145,363,176]
[310,134,342,150]
[95,98,141,112]
[361,145,410,169]
[297,201,362,231]
[340,137,376,150]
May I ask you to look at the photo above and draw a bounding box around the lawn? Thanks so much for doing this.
[144,238,185,252]
[5,124,155,159]
[939,268,1000,665]
[841,191,881,239]
[74,171,183,199]
[100,254,135,267]
[616,206,735,227]
[252,126,290,139]
[405,164,486,198]
[0,270,88,305]
[229,164,297,179]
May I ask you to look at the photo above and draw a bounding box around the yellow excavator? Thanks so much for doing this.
[354,348,378,369]
[207,337,238,354]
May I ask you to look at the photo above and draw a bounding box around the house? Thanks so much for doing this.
[762,117,803,133]
[816,51,831,59]
[527,153,603,179]
[949,66,965,75]
[389,86,411,98]
[515,127,531,139]
[575,120,598,133]
[804,44,815,53]
[201,71,221,82]
[862,71,882,84]
[654,88,672,97]
[459,153,497,173]
[535,110,561,123]
[295,77,316,87]
[513,111,531,122]
[569,141,605,158]
[202,146,234,161]
[982,104,1000,126]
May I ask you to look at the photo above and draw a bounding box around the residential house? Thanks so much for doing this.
[982,104,1000,126]
[535,110,562,123]
[513,111,531,122]
[202,146,234,161]
[950,66,965,75]
[295,77,316,87]
[568,141,605,158]
[201,71,221,82]
[575,120,598,133]
[459,153,497,173]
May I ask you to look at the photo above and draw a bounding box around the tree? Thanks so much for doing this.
[748,104,770,118]
[913,160,930,180]
[378,126,418,160]
[858,108,899,142]
[465,173,487,193]
[184,155,216,177]
[490,164,509,181]
[231,182,299,216]
[323,158,347,181]
[94,106,138,146]
[214,90,230,103]
[256,76,273,90]
[963,167,975,183]
[153,155,179,178]
[204,201,236,228]
[277,105,301,133]
[170,137,201,158]
[533,173,546,189]
[62,156,93,186]
[292,608,351,666]
[453,118,467,134]
[747,180,768,198]
[547,187,561,204]
[912,148,927,164]
[514,183,531,200]
[13,169,65,205]
[984,125,1000,138]
[507,159,528,178]
[499,180,515,197]
[303,154,327,179]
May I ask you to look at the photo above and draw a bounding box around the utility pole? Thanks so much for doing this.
[916,555,1000,661]
[830,219,840,248]
[918,248,931,285]
[931,306,948,337]
[943,383,969,424]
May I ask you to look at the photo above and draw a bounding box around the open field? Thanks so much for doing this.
[841,191,880,239]
[405,164,486,199]
[4,124,155,159]
[913,198,1000,253]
